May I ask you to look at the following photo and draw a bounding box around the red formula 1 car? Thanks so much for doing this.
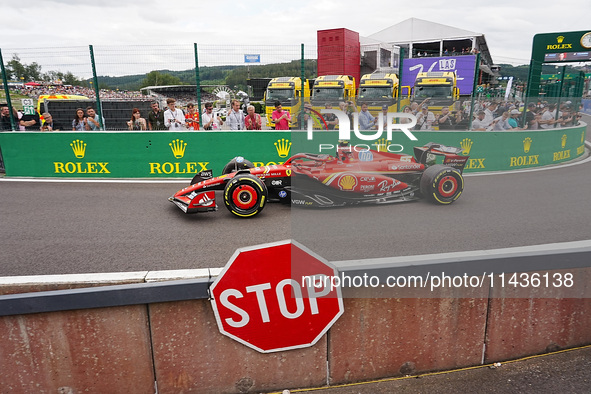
[169,142,469,218]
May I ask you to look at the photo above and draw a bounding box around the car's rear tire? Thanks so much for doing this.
[222,157,254,175]
[420,165,464,204]
[223,174,268,217]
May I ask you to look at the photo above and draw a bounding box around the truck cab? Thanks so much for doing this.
[310,75,356,108]
[412,72,459,114]
[264,77,310,129]
[357,73,399,115]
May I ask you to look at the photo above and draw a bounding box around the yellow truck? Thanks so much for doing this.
[357,73,400,115]
[310,75,356,108]
[264,77,310,129]
[411,72,459,114]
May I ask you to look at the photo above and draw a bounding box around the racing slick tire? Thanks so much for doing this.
[223,174,268,218]
[420,165,464,205]
[222,156,254,175]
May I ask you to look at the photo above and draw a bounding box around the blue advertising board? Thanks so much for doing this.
[400,55,477,95]
[244,54,261,63]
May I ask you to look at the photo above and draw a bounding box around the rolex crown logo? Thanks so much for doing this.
[70,139,87,158]
[557,36,565,44]
[275,138,291,158]
[561,134,567,149]
[523,137,532,153]
[375,138,391,152]
[169,139,187,159]
[460,138,473,156]
[339,175,357,191]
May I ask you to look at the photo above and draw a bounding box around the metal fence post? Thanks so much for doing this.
[300,43,305,130]
[397,47,405,113]
[0,48,17,131]
[89,45,104,130]
[468,52,481,131]
[194,43,202,129]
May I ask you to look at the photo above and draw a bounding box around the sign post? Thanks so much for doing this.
[210,240,344,353]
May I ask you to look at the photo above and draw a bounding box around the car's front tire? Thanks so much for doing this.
[223,174,268,217]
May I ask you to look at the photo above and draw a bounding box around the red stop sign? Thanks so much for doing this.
[210,240,344,353]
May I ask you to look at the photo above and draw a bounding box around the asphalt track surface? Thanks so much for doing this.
[1,125,590,277]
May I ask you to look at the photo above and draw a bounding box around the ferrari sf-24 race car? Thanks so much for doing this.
[169,142,470,218]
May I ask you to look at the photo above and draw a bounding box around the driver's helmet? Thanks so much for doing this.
[337,140,353,161]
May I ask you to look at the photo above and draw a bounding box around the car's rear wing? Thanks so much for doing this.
[413,142,469,173]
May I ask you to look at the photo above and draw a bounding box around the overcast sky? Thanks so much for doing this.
[1,0,590,76]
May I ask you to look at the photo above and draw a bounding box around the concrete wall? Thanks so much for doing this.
[1,267,589,393]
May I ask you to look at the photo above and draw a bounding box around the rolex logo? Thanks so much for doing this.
[275,138,291,158]
[338,174,357,191]
[375,138,391,152]
[169,139,187,159]
[557,36,565,44]
[70,139,87,158]
[460,138,473,156]
[561,134,567,149]
[523,137,532,153]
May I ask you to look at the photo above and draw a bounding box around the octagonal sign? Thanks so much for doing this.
[210,240,344,353]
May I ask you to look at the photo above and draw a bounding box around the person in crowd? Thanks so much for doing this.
[202,102,223,130]
[184,103,200,130]
[524,103,538,129]
[227,99,245,130]
[416,104,435,130]
[380,104,389,130]
[558,107,574,128]
[436,107,459,130]
[244,105,262,130]
[358,102,377,130]
[271,101,290,130]
[164,98,186,130]
[72,108,87,131]
[539,104,556,129]
[148,101,166,130]
[471,111,489,131]
[339,101,356,129]
[0,105,12,131]
[400,105,413,125]
[492,111,513,131]
[40,113,63,131]
[86,107,103,130]
[323,103,338,130]
[19,110,40,131]
[127,108,147,131]
[298,103,320,130]
[483,102,498,126]
[508,109,521,129]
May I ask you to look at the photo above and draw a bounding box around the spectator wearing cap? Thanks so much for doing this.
[524,103,537,129]
[416,104,435,130]
[508,109,521,129]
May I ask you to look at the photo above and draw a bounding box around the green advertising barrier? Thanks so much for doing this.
[0,131,293,178]
[291,124,587,173]
[0,124,586,178]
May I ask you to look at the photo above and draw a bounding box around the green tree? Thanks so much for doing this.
[140,71,182,88]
